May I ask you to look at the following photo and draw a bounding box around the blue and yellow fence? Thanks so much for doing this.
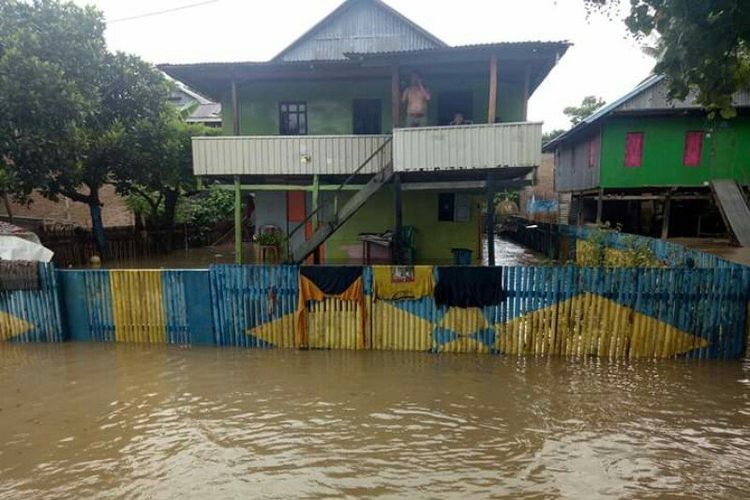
[0,263,63,343]
[57,269,213,345]
[2,261,748,360]
[368,265,749,359]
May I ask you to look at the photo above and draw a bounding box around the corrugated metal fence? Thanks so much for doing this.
[4,262,748,360]
[0,263,63,343]
[57,269,213,345]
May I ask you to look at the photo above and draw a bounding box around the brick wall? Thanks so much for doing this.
[2,185,134,228]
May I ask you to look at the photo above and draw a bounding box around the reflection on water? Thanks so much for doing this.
[1,344,748,499]
[484,236,544,266]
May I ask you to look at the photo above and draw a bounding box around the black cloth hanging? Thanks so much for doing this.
[299,266,363,295]
[434,266,505,308]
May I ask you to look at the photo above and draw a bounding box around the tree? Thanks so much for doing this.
[44,52,168,254]
[115,110,220,250]
[0,1,169,255]
[563,96,606,125]
[0,0,99,204]
[585,0,750,118]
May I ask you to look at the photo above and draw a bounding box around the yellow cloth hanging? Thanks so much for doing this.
[372,265,433,301]
[296,275,365,349]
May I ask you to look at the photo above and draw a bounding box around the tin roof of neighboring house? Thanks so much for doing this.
[543,74,750,151]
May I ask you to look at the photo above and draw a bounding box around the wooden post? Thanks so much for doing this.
[231,80,240,135]
[596,188,604,225]
[312,174,320,264]
[488,55,498,124]
[522,65,530,121]
[576,194,584,226]
[234,175,242,264]
[393,173,402,264]
[661,192,672,240]
[391,65,400,130]
[486,171,496,266]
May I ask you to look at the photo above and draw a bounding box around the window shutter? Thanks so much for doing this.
[683,131,704,166]
[624,132,644,167]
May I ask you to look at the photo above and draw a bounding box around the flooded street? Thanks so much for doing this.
[1,344,748,499]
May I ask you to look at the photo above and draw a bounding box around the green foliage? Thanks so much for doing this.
[495,190,520,204]
[175,186,234,232]
[579,224,661,267]
[254,232,283,247]
[0,0,104,200]
[542,129,567,143]
[117,109,221,229]
[0,0,170,253]
[563,96,606,125]
[585,0,750,118]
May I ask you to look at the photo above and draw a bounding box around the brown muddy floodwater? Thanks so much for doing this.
[1,344,749,499]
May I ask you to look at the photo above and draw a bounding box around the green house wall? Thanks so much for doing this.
[600,115,750,189]
[322,187,482,264]
[222,75,526,136]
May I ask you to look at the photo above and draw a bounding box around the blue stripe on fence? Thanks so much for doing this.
[209,265,299,347]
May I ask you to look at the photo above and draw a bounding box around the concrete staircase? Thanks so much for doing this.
[710,179,750,247]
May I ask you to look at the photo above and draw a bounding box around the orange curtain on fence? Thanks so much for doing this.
[295,273,366,349]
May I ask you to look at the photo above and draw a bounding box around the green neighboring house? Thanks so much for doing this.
[161,0,569,264]
[545,75,750,242]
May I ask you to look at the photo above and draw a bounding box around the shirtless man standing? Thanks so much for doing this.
[401,73,431,127]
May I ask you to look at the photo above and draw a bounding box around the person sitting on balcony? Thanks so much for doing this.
[402,73,431,127]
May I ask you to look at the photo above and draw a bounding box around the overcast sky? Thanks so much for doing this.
[71,0,655,131]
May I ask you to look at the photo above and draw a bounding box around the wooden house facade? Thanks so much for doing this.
[545,76,750,244]
[161,0,569,263]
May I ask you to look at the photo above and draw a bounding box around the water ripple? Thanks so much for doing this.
[0,344,749,499]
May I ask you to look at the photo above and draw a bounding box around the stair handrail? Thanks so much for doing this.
[287,136,393,245]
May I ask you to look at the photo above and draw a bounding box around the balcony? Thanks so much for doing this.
[392,122,542,172]
[191,122,542,178]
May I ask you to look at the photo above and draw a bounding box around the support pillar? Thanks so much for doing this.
[486,171,496,266]
[488,55,498,124]
[595,188,604,225]
[234,176,242,264]
[231,80,240,135]
[661,192,672,240]
[393,173,402,265]
[312,174,320,264]
[391,65,401,130]
[576,194,584,226]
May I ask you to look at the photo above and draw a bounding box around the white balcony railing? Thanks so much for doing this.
[192,122,542,177]
[192,134,391,176]
[392,122,542,172]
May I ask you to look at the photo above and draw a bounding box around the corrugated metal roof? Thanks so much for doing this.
[543,74,750,151]
[345,40,571,58]
[186,102,222,123]
[272,0,446,62]
[543,75,664,151]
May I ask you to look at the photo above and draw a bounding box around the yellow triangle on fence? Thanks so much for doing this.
[246,312,296,348]
[495,292,708,358]
[0,311,34,341]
